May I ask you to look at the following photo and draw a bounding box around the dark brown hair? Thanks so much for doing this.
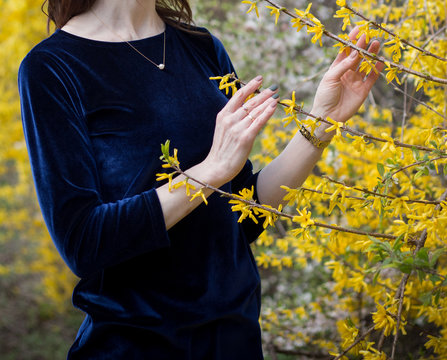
[41,0,199,33]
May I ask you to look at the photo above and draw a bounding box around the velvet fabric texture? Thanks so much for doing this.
[18,22,265,359]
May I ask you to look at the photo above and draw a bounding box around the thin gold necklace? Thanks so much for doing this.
[91,10,166,70]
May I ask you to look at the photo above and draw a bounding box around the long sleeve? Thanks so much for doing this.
[18,51,170,278]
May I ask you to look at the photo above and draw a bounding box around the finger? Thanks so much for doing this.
[364,59,385,89]
[366,39,381,56]
[331,26,360,67]
[224,75,263,114]
[326,47,361,81]
[236,85,279,118]
[237,96,277,129]
[246,98,278,136]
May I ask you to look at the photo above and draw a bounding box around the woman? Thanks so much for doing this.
[18,0,383,358]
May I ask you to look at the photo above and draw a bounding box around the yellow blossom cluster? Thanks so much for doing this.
[239,0,447,358]
[1,0,76,311]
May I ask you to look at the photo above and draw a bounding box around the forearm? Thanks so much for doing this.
[156,161,220,230]
[256,120,333,208]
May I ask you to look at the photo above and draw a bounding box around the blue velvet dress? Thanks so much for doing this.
[18,21,265,359]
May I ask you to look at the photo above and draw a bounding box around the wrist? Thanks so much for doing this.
[194,159,227,189]
[310,108,336,142]
[314,122,335,142]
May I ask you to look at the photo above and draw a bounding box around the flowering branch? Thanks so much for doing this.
[261,0,447,85]
[158,142,397,240]
[342,2,447,62]
[382,156,447,184]
[232,76,445,154]
[379,72,447,121]
[301,184,441,206]
[333,324,375,360]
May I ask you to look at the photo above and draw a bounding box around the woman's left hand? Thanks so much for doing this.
[311,26,384,128]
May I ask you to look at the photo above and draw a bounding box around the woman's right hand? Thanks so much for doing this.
[203,76,279,188]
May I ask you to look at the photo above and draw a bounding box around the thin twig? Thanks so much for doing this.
[389,190,447,357]
[169,164,398,239]
[333,324,375,360]
[381,73,447,121]
[343,3,447,62]
[390,273,411,359]
[235,76,445,153]
[400,81,408,159]
[402,25,447,84]
[302,184,441,205]
[262,0,447,84]
[321,175,442,205]
[381,156,447,184]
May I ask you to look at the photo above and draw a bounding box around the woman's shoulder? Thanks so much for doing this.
[19,31,68,76]
[172,22,231,71]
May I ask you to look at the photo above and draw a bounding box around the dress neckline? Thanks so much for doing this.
[55,22,169,47]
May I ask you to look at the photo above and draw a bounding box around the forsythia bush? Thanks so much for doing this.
[235,0,447,358]
[2,0,446,359]
[162,0,447,358]
[1,0,75,312]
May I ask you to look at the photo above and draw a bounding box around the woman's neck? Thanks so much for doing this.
[61,0,165,42]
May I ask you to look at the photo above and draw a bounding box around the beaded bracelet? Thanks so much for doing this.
[299,125,331,149]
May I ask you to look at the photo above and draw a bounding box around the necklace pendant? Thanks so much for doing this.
[158,64,165,70]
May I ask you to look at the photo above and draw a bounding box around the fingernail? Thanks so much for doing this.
[268,84,279,91]
[350,50,358,58]
[272,93,279,99]
[255,75,263,81]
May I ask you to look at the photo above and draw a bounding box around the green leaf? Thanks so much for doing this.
[417,269,425,283]
[373,270,381,285]
[412,147,420,161]
[397,257,414,274]
[392,234,405,252]
[429,274,441,285]
[414,170,425,180]
[416,248,429,263]
[429,140,438,149]
[434,290,441,305]
[419,292,432,306]
[160,140,171,160]
[430,249,445,267]
[377,163,385,177]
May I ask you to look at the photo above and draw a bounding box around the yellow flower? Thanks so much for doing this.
[266,6,281,25]
[155,172,175,191]
[294,3,313,19]
[280,91,298,126]
[229,186,260,224]
[241,1,259,18]
[292,207,315,228]
[190,188,208,205]
[333,33,351,55]
[358,56,379,76]
[380,132,397,153]
[359,348,388,360]
[209,74,239,96]
[372,304,395,336]
[324,117,344,137]
[291,3,313,32]
[384,61,402,85]
[384,36,405,63]
[334,7,353,31]
[307,22,325,46]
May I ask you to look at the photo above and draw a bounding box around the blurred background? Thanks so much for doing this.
[3,0,437,359]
